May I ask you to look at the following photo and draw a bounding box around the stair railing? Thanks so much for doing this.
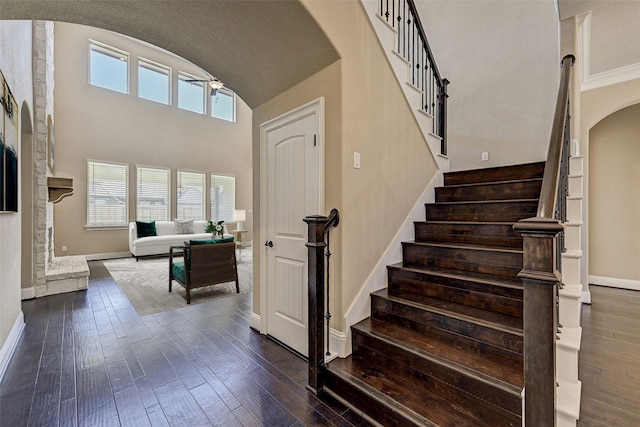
[513,53,575,427]
[378,0,449,155]
[304,209,340,394]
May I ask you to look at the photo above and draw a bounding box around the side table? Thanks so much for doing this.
[231,229,251,260]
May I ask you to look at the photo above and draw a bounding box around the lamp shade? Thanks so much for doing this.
[234,210,246,222]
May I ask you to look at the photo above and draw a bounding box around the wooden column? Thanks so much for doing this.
[514,217,564,427]
[304,215,327,394]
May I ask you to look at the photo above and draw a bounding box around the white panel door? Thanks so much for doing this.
[266,112,319,356]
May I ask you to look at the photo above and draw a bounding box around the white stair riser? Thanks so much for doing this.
[557,411,577,427]
[568,175,583,198]
[567,198,582,223]
[564,223,581,251]
[559,292,581,328]
[557,344,579,383]
[561,255,580,287]
[569,156,583,175]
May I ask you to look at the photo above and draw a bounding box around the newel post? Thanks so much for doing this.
[513,217,564,427]
[304,215,327,394]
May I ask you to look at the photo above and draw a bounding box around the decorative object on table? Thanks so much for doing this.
[0,69,18,213]
[234,209,246,231]
[206,219,225,238]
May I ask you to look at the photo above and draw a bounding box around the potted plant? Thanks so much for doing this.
[206,220,225,238]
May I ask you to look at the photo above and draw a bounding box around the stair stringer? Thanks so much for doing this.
[556,154,584,426]
[359,0,450,173]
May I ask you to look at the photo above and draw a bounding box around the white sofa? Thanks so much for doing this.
[129,220,231,259]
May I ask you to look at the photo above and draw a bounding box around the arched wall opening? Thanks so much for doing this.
[588,102,640,288]
[20,102,34,293]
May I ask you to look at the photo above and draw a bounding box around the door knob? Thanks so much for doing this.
[265,240,273,247]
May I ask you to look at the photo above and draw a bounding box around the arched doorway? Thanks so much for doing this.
[588,103,640,289]
[20,102,34,295]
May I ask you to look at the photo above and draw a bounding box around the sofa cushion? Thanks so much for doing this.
[172,261,186,284]
[155,221,177,236]
[136,221,157,238]
[174,219,194,234]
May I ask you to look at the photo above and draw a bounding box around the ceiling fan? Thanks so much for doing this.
[183,76,225,96]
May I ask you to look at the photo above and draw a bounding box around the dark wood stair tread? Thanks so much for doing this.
[389,264,523,295]
[405,240,524,254]
[354,317,524,391]
[325,357,491,427]
[440,177,542,190]
[430,198,539,206]
[372,288,523,333]
[389,263,523,291]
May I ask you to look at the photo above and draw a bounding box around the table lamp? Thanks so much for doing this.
[234,210,246,231]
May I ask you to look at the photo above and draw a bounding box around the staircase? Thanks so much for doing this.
[324,162,547,426]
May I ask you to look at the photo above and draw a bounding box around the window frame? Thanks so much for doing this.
[176,170,206,220]
[177,72,206,115]
[137,58,171,105]
[210,87,236,122]
[86,159,130,229]
[88,40,130,94]
[136,165,171,222]
[210,174,236,223]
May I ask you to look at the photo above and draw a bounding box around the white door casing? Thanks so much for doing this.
[259,98,324,357]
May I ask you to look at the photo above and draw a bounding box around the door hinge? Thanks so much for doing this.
[314,135,317,147]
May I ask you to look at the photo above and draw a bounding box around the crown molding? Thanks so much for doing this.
[578,11,640,91]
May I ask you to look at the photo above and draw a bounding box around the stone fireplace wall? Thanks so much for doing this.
[32,20,55,297]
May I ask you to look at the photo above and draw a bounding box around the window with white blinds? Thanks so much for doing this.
[136,166,170,221]
[210,174,235,222]
[177,170,205,220]
[87,160,129,227]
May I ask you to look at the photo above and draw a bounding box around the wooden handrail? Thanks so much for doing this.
[537,54,575,218]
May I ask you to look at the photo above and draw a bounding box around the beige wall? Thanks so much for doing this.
[251,1,439,329]
[416,0,560,171]
[588,103,640,281]
[0,20,32,366]
[52,23,253,257]
[560,1,640,75]
[252,61,343,318]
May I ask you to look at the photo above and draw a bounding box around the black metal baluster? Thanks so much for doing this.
[325,229,332,356]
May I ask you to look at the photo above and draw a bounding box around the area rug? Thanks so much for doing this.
[103,255,252,316]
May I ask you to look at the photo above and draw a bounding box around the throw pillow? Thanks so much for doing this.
[136,220,157,238]
[174,219,194,234]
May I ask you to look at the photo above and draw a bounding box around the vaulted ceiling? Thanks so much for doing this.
[0,0,340,108]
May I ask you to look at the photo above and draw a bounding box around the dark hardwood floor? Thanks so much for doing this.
[578,285,640,427]
[0,261,370,427]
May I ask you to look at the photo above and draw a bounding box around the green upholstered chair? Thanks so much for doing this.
[169,240,239,304]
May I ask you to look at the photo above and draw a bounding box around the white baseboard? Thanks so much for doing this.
[589,275,640,292]
[84,251,131,261]
[581,290,592,305]
[250,312,262,332]
[329,327,348,358]
[21,287,35,300]
[0,311,25,383]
